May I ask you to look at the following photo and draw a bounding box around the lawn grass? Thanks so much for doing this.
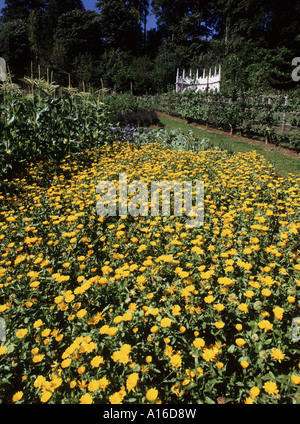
[158,114,300,178]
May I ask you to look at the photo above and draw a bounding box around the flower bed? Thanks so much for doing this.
[0,142,299,404]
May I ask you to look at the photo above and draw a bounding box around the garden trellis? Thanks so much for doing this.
[176,66,221,93]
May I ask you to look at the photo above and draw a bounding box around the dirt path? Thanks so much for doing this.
[156,111,300,160]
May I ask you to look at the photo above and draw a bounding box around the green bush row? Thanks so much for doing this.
[138,91,300,150]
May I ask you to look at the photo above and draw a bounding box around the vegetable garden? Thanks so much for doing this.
[138,90,300,150]
[0,79,300,404]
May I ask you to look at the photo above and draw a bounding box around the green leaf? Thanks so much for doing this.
[204,396,215,404]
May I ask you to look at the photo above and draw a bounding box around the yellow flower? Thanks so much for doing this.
[106,327,118,336]
[88,380,100,392]
[236,338,246,347]
[33,319,45,328]
[77,366,86,375]
[258,320,273,332]
[70,380,76,389]
[261,288,272,297]
[64,294,75,303]
[99,324,110,334]
[146,388,158,401]
[263,381,279,395]
[80,393,93,404]
[273,306,284,320]
[216,362,224,369]
[287,296,295,303]
[215,321,225,329]
[32,354,45,363]
[90,355,105,367]
[214,303,225,312]
[0,305,7,313]
[196,367,204,376]
[34,375,46,388]
[109,387,126,404]
[16,329,28,338]
[270,348,285,363]
[217,277,234,286]
[170,354,182,368]
[76,309,87,318]
[126,373,139,392]
[41,328,51,337]
[12,391,23,402]
[240,360,249,369]
[171,305,181,316]
[236,324,243,331]
[122,312,132,321]
[204,295,215,304]
[160,318,172,327]
[98,377,110,390]
[61,358,72,368]
[193,338,205,349]
[237,303,249,313]
[249,386,260,398]
[244,290,255,298]
[291,375,300,385]
[0,346,7,355]
[202,348,217,362]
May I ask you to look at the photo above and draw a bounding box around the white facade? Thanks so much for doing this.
[0,57,6,82]
[176,66,221,93]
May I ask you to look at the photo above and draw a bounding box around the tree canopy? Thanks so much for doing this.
[0,0,299,93]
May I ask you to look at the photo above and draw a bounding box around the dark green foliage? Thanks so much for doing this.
[111,108,161,128]
[0,0,299,93]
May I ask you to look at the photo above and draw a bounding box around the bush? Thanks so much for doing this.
[111,109,161,128]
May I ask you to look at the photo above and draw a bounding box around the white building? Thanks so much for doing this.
[176,66,221,93]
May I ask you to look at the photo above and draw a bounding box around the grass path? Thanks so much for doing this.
[157,112,300,178]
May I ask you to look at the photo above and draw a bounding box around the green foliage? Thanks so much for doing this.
[104,93,139,116]
[139,91,300,150]
[0,77,111,181]
[96,0,142,54]
[111,109,161,128]
[0,18,30,76]
[130,127,214,153]
[1,0,299,93]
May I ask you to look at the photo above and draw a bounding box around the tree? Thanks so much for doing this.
[132,0,149,47]
[151,0,189,40]
[28,8,51,64]
[44,0,84,41]
[1,0,46,23]
[51,9,103,83]
[0,18,31,76]
[264,0,300,52]
[96,0,143,53]
[99,48,133,91]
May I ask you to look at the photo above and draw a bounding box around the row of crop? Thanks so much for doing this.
[138,91,300,150]
[0,78,116,180]
[0,79,215,184]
